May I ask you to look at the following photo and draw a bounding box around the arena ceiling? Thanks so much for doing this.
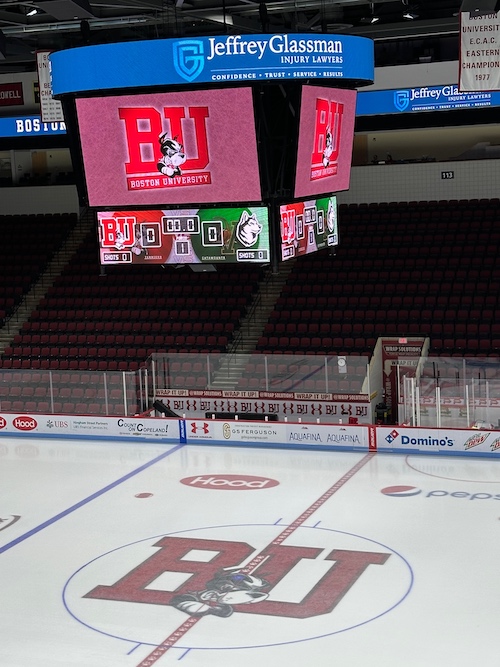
[0,0,462,72]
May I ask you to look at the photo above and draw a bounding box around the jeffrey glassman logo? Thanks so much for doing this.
[173,40,205,83]
[394,90,410,112]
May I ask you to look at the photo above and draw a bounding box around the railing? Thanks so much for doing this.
[0,368,138,416]
[144,351,370,397]
[400,357,500,429]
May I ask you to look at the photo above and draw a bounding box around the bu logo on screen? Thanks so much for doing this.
[173,39,205,83]
[393,90,410,112]
[310,97,344,181]
[119,103,211,192]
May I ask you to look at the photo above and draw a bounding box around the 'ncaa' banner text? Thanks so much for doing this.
[460,11,500,91]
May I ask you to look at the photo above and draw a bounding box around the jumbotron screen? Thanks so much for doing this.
[76,87,262,207]
[280,196,338,262]
[98,207,270,265]
[294,86,356,199]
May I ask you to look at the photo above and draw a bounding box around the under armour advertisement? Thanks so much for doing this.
[294,86,356,199]
[76,88,262,207]
[97,206,270,265]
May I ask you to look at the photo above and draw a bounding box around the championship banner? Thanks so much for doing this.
[36,51,65,123]
[98,207,270,265]
[460,11,500,91]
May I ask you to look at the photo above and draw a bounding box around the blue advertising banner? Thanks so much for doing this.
[356,84,500,116]
[0,115,66,137]
[50,33,374,95]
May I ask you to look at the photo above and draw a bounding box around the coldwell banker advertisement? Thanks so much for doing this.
[50,34,374,94]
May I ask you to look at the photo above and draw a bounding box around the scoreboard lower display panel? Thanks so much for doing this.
[98,206,270,265]
[279,195,338,262]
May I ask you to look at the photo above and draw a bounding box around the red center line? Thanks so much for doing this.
[137,452,375,666]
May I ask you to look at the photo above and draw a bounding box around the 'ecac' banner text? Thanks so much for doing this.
[460,11,500,91]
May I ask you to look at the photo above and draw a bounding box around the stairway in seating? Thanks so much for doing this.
[0,209,95,354]
[209,260,296,389]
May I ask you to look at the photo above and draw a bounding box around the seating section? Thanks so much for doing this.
[1,198,499,413]
[1,227,264,373]
[259,198,500,358]
[0,213,77,326]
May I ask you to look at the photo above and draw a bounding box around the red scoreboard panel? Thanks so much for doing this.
[280,196,338,262]
[98,207,270,265]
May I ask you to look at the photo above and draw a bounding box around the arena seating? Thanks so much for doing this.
[259,198,500,358]
[0,213,77,326]
[1,199,499,414]
[1,227,264,373]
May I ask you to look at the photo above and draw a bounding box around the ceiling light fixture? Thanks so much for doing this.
[402,0,419,19]
[360,2,380,24]
[27,8,38,16]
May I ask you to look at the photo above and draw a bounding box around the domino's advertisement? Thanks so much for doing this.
[377,426,500,456]
[356,84,500,116]
[50,34,374,95]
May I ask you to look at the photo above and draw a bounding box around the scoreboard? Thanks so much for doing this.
[280,195,338,262]
[98,206,270,266]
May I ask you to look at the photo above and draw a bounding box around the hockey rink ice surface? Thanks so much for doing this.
[1,436,500,667]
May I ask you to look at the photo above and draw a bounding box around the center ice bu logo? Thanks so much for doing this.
[173,39,205,83]
[84,534,390,619]
[394,90,410,112]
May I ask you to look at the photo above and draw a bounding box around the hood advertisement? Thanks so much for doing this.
[0,414,179,443]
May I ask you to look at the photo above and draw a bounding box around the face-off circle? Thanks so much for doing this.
[63,523,412,651]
